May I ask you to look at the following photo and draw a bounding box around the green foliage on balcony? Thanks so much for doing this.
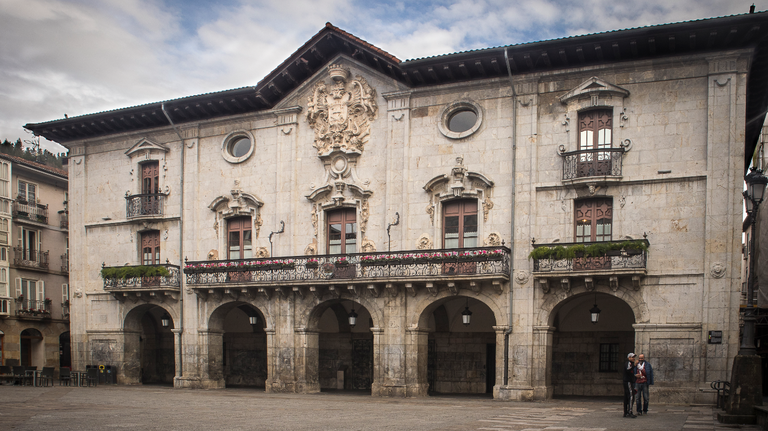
[528,240,648,260]
[101,265,171,279]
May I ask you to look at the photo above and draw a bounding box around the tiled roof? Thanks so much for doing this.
[0,153,68,179]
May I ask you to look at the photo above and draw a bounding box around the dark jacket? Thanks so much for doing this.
[623,359,636,383]
[635,360,654,385]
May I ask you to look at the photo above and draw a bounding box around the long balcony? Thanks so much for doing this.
[13,247,49,270]
[530,239,649,290]
[102,263,181,301]
[185,247,510,298]
[12,201,48,224]
[15,298,52,319]
[126,193,166,219]
[561,148,625,182]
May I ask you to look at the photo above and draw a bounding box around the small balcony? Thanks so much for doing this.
[61,252,69,273]
[12,201,48,224]
[13,247,49,270]
[185,247,510,298]
[530,239,649,290]
[59,212,69,229]
[15,298,52,319]
[561,148,625,183]
[126,193,166,219]
[102,263,181,301]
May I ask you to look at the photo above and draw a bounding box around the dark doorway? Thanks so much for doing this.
[486,343,495,394]
[20,329,43,367]
[59,332,71,369]
[316,300,373,392]
[351,339,373,390]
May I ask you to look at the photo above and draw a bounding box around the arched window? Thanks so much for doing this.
[227,217,253,259]
[327,209,356,254]
[443,200,478,249]
[575,198,612,242]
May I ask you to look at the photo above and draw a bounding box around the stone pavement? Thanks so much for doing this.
[0,385,761,431]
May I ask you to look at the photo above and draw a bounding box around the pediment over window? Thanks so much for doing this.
[424,156,494,199]
[125,138,170,157]
[209,182,264,219]
[560,77,629,105]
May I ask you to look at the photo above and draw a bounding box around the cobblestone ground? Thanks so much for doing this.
[0,385,761,431]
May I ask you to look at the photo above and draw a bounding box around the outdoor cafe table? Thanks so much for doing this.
[24,370,41,387]
[71,371,88,387]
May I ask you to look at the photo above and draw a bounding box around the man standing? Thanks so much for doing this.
[635,353,654,415]
[623,353,637,418]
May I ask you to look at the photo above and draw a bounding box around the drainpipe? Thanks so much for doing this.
[503,48,517,386]
[161,103,184,380]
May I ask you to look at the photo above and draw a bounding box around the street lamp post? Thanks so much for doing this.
[741,167,768,355]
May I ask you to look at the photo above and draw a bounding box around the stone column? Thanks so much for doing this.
[292,327,319,394]
[532,325,555,399]
[171,328,182,382]
[404,328,429,397]
[120,330,140,385]
[492,325,509,398]
[198,329,224,389]
[370,326,385,395]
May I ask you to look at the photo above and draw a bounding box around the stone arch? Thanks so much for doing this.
[300,295,384,331]
[20,328,44,368]
[124,303,178,331]
[411,290,506,330]
[122,303,177,385]
[207,301,269,332]
[537,283,648,328]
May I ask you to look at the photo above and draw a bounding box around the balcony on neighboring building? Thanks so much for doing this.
[184,246,510,298]
[62,300,70,320]
[530,239,649,291]
[126,193,166,219]
[560,148,625,184]
[13,246,49,270]
[59,212,68,229]
[102,263,181,301]
[15,298,52,320]
[12,201,48,224]
[61,252,69,273]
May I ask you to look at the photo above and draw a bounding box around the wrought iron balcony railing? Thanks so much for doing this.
[16,299,51,318]
[13,247,49,269]
[126,193,165,218]
[12,201,48,224]
[561,148,625,181]
[102,263,181,291]
[61,252,69,273]
[531,240,648,274]
[185,247,510,287]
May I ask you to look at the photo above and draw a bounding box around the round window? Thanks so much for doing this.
[448,110,478,133]
[221,131,255,164]
[229,137,252,158]
[438,100,483,139]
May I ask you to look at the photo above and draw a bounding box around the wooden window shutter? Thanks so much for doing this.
[37,280,45,301]
[15,277,21,298]
[62,284,69,302]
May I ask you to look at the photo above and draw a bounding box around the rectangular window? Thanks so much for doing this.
[575,199,612,243]
[578,110,613,176]
[141,231,160,265]
[62,283,69,302]
[0,268,7,297]
[443,200,478,249]
[326,209,356,254]
[227,217,253,259]
[0,161,8,198]
[599,343,620,372]
[18,180,36,203]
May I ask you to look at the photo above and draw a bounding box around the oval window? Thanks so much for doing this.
[448,110,477,133]
[229,137,252,158]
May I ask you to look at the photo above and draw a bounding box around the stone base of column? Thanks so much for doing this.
[719,354,762,423]
[174,376,203,389]
[371,383,407,397]
[403,383,429,397]
[496,385,536,401]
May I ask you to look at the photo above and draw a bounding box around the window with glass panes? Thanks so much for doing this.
[443,200,478,248]
[326,209,356,254]
[141,230,160,265]
[575,199,612,242]
[227,217,253,259]
[599,343,620,372]
[18,180,36,203]
[0,161,8,198]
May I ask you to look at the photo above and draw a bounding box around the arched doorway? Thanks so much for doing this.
[315,299,374,392]
[550,292,635,397]
[20,328,44,368]
[422,296,496,395]
[207,302,267,389]
[59,331,71,369]
[123,305,175,385]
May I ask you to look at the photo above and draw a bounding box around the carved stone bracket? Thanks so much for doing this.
[447,282,459,296]
[276,287,290,298]
[224,289,239,301]
[426,283,438,297]
[293,286,305,299]
[492,281,503,295]
[367,284,381,298]
[538,278,550,294]
[584,277,594,291]
[405,283,417,297]
[386,283,398,297]
[310,286,323,301]
[328,286,341,298]
[347,285,360,297]
[469,281,480,294]
[609,276,619,291]
[258,288,271,300]
[632,276,641,291]
[561,278,571,293]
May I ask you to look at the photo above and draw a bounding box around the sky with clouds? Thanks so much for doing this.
[0,0,762,153]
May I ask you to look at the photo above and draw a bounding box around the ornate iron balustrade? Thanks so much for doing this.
[185,246,510,287]
[61,252,69,273]
[16,299,51,318]
[125,193,165,218]
[13,246,49,269]
[102,263,181,291]
[12,201,48,224]
[561,148,624,180]
[531,240,648,274]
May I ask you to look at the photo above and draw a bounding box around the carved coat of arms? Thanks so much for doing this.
[306,65,377,155]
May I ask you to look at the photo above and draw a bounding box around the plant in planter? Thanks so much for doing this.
[335,257,349,266]
[529,240,648,260]
[305,258,320,268]
[101,265,171,279]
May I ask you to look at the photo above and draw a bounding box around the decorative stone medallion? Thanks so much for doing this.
[711,262,726,278]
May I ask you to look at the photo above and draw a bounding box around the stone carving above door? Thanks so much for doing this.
[423,156,494,202]
[306,64,378,156]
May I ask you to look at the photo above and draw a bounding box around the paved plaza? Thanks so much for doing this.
[0,385,761,431]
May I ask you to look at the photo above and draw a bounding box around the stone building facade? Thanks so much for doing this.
[24,13,768,402]
[0,154,70,371]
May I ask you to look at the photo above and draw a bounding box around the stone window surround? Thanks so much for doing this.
[221,130,255,164]
[125,138,170,197]
[437,99,484,140]
[210,190,263,259]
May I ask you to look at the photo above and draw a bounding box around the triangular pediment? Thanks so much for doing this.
[125,138,169,157]
[560,77,629,104]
